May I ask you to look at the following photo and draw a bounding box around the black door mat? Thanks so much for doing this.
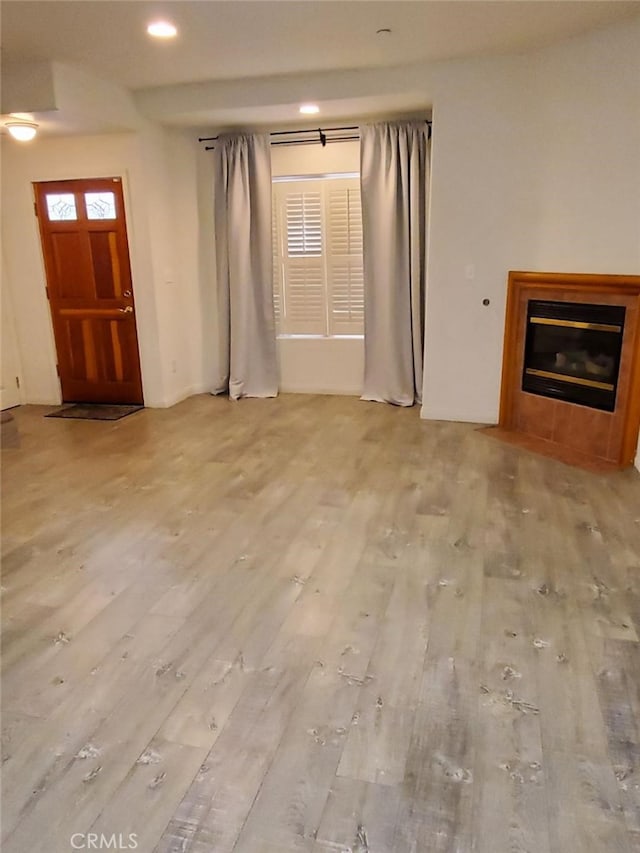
[45,404,143,421]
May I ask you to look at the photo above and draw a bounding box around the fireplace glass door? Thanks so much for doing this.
[522,300,625,412]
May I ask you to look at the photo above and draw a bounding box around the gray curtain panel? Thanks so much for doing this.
[213,133,278,399]
[360,122,431,406]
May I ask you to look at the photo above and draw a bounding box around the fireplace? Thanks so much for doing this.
[489,272,640,471]
[522,300,625,412]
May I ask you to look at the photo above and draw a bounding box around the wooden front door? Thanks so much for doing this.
[34,177,143,404]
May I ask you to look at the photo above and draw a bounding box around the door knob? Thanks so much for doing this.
[123,290,132,297]
[119,306,133,314]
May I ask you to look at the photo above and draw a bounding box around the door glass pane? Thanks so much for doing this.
[46,194,77,221]
[85,192,116,220]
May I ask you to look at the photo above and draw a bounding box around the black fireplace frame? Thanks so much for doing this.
[521,299,626,412]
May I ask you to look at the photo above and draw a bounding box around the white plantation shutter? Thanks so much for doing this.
[284,259,325,333]
[285,192,323,256]
[273,177,363,337]
[272,194,283,331]
[327,185,364,335]
[281,190,325,334]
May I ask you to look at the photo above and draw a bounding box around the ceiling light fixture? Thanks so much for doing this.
[147,20,178,38]
[5,120,39,142]
[299,104,320,115]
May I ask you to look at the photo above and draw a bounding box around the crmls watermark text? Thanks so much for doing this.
[70,833,138,849]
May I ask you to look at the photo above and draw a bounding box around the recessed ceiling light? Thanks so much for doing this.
[299,104,320,115]
[147,20,177,38]
[5,120,39,141]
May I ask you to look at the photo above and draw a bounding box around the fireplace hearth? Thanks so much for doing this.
[489,272,640,471]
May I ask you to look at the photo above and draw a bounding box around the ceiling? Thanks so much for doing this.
[2,0,639,132]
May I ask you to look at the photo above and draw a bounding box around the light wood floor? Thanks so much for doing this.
[2,394,639,853]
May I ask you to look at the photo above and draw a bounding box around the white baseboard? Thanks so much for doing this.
[24,395,62,406]
[146,383,209,409]
[279,384,361,397]
[420,403,498,425]
[148,384,362,406]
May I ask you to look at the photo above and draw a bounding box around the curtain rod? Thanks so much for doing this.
[269,125,360,137]
[271,135,359,148]
[200,120,431,150]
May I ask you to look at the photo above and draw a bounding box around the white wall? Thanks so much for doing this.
[164,130,216,403]
[529,21,640,273]
[421,17,640,432]
[1,251,24,409]
[192,142,219,394]
[0,126,207,407]
[422,53,538,423]
[131,126,211,406]
[270,140,364,395]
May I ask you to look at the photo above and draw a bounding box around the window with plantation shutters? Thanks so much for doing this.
[272,176,364,337]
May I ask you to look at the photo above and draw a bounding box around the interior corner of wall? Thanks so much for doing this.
[146,383,202,409]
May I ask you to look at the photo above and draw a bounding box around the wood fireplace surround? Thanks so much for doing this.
[492,271,640,471]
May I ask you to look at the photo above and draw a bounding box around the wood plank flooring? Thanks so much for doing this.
[2,393,639,853]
